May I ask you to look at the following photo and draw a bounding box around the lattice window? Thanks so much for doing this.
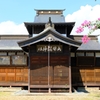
[86,52,94,56]
[0,52,7,56]
[8,52,15,56]
[71,53,75,57]
[76,52,84,57]
[96,53,100,57]
[17,52,24,55]
[0,56,10,65]
[12,56,27,65]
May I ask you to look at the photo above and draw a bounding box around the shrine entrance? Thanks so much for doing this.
[29,42,70,93]
[18,25,81,93]
[30,56,69,92]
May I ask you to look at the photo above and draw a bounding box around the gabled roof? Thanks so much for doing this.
[18,26,81,50]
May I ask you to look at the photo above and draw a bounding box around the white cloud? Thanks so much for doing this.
[0,21,28,35]
[0,5,100,36]
[65,5,100,36]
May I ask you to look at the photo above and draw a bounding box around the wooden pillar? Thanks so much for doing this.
[28,47,30,92]
[48,43,51,93]
[69,46,72,93]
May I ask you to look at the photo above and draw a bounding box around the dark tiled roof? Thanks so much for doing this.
[34,15,65,23]
[34,9,65,23]
[0,40,22,50]
[77,40,100,51]
[18,26,81,49]
[24,22,75,36]
[24,22,75,25]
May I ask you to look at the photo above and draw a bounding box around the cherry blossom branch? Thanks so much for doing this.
[76,18,100,43]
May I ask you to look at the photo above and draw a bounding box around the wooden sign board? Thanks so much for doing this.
[37,45,62,52]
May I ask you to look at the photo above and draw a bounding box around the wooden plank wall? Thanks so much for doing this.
[0,67,28,84]
[71,55,100,86]
[72,66,100,86]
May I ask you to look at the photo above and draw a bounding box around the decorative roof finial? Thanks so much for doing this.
[45,17,54,28]
[48,17,52,27]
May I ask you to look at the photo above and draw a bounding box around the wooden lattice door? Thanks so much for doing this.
[30,55,69,86]
[30,56,48,85]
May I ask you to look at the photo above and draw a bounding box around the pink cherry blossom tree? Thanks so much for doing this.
[76,18,100,43]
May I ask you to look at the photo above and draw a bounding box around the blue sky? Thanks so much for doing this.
[0,0,99,24]
[0,0,100,36]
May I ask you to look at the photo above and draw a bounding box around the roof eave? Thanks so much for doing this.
[18,27,81,48]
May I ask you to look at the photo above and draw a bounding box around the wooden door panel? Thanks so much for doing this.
[30,56,48,85]
[30,55,69,86]
[30,63,48,85]
[53,66,69,85]
[50,56,69,85]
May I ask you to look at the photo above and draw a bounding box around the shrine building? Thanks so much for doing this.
[0,9,100,93]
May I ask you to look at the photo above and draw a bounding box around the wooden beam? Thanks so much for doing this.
[28,48,30,92]
[0,83,28,86]
[69,46,72,93]
[30,85,70,88]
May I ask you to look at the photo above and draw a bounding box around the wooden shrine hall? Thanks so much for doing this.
[0,9,100,93]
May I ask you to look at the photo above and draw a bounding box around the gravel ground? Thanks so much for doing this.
[0,87,100,100]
